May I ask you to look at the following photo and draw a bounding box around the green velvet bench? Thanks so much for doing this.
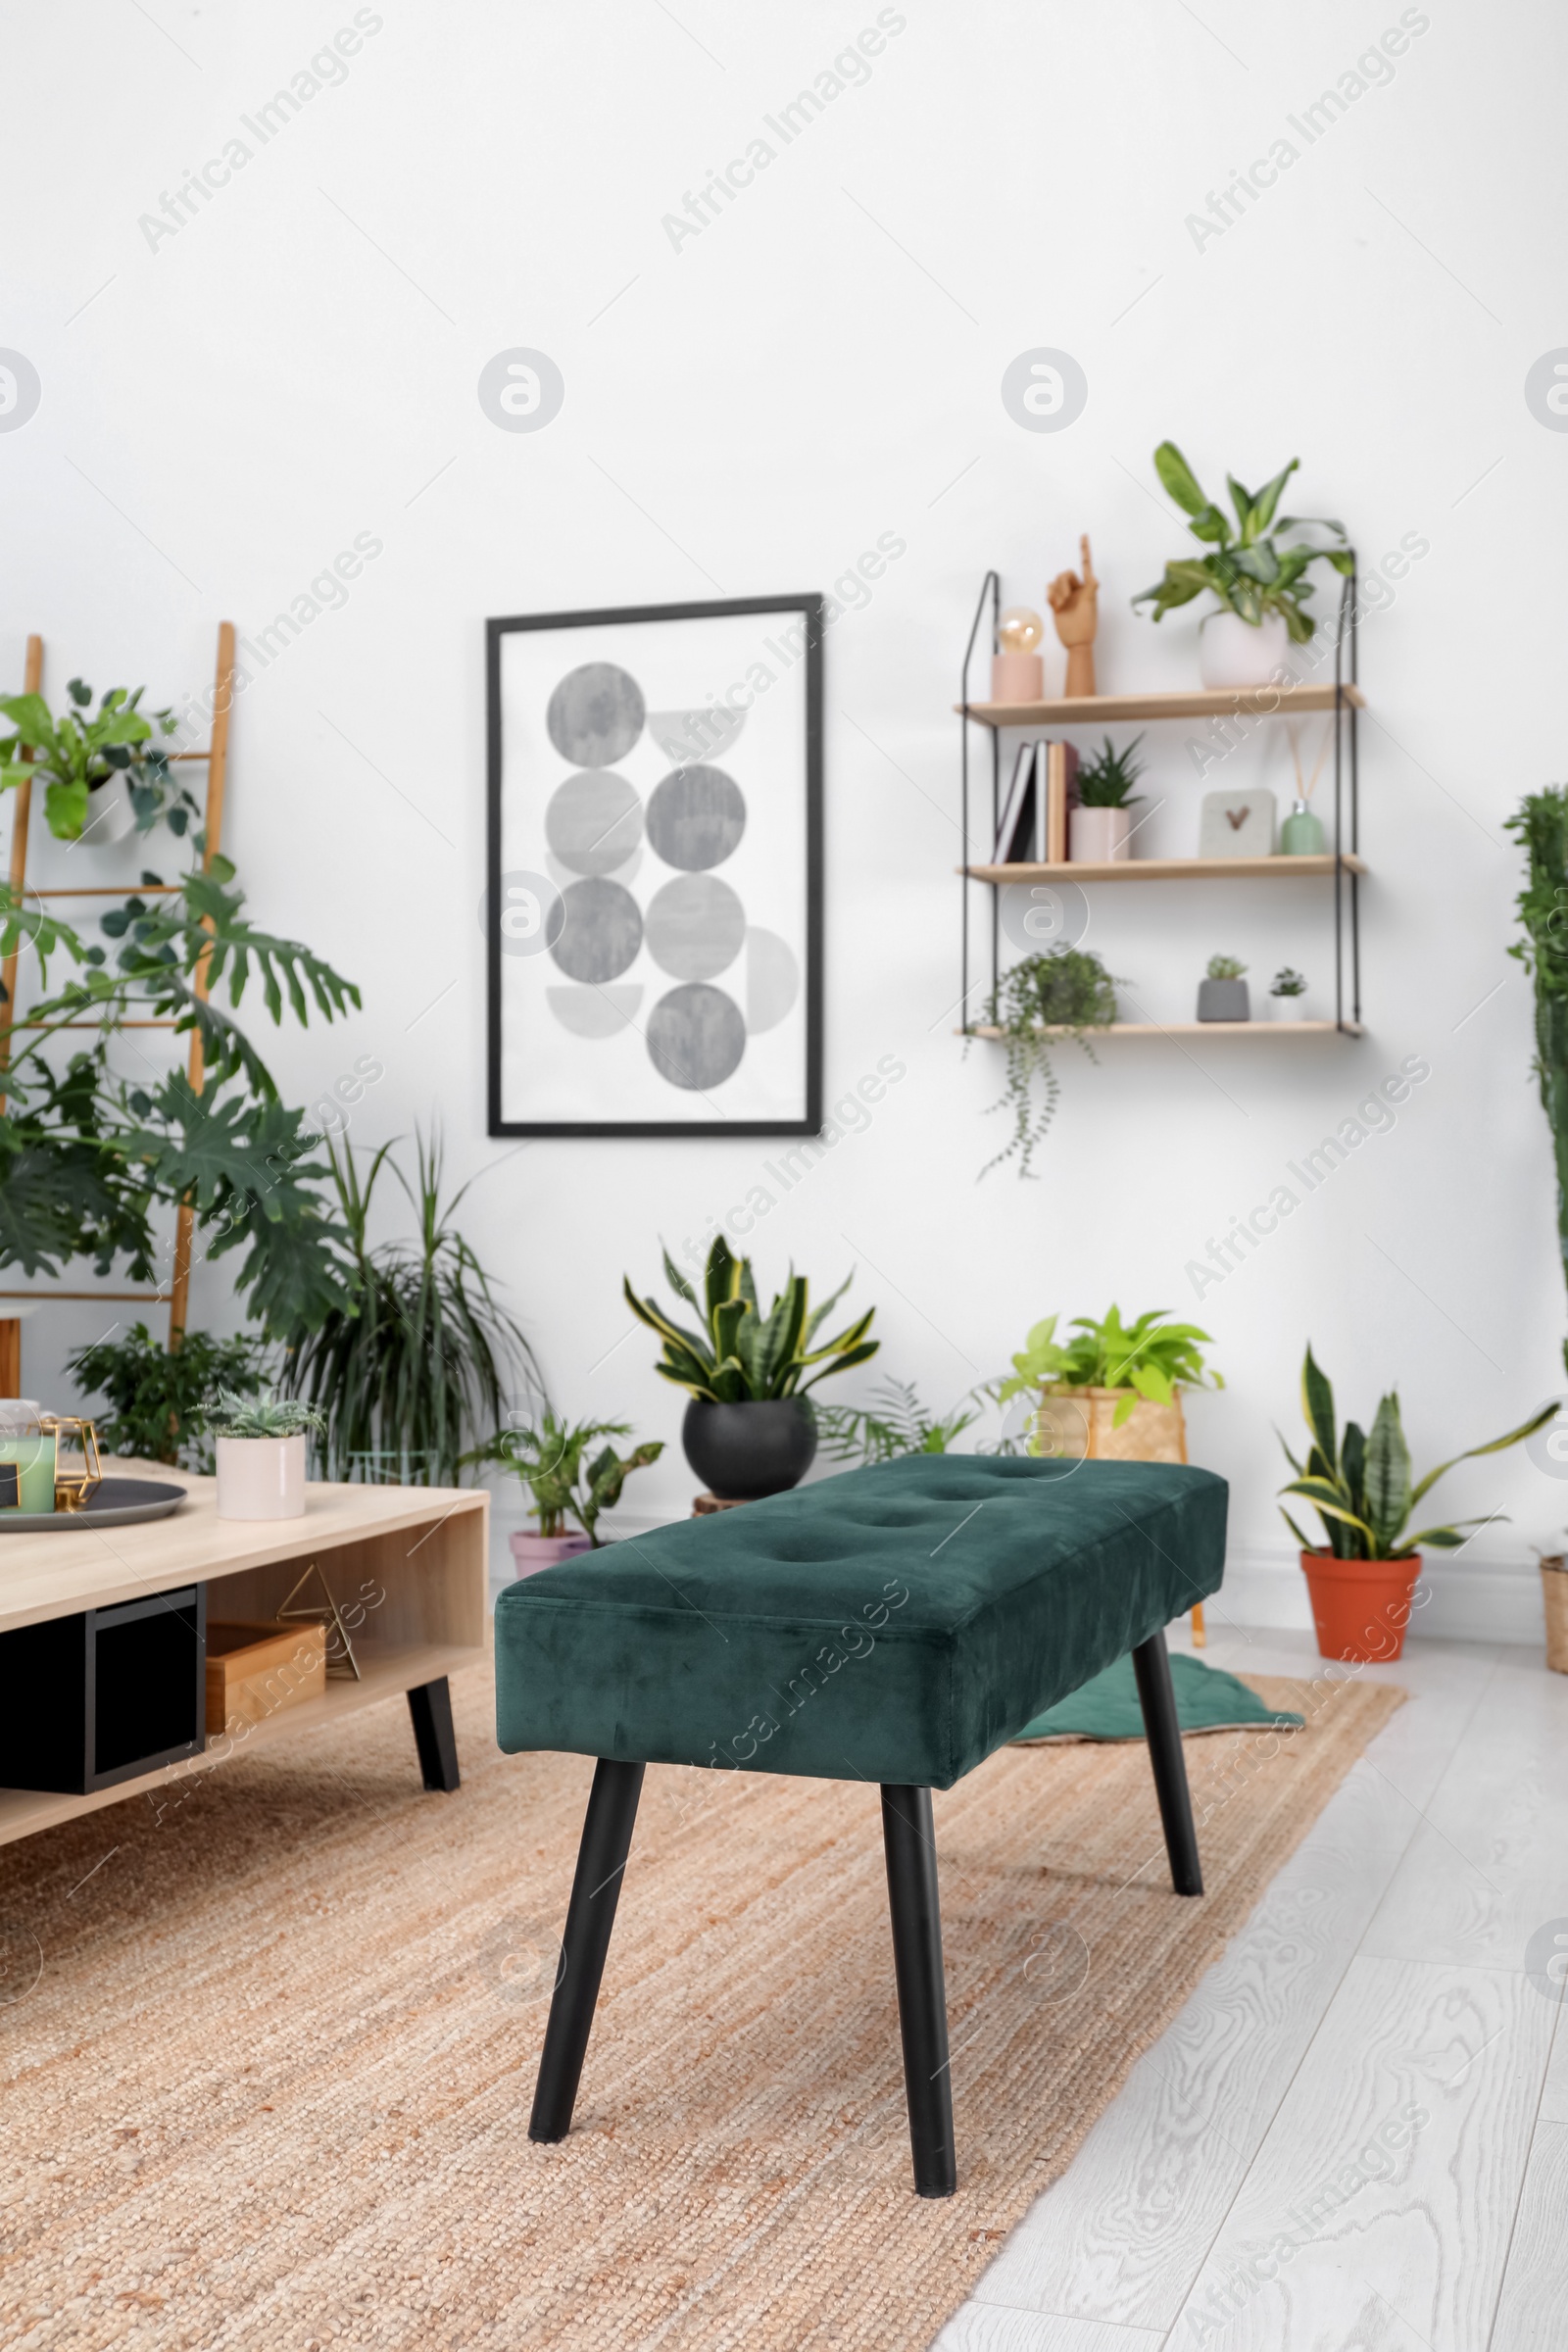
[494,1453,1227,2195]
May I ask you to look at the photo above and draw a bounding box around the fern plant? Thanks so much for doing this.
[1505,787,1568,1374]
[976,947,1121,1179]
[1278,1345,1552,1560]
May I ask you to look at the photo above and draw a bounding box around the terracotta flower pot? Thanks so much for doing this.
[1299,1547,1421,1662]
[1035,1388,1187,1465]
[1541,1556,1568,1675]
[509,1531,592,1579]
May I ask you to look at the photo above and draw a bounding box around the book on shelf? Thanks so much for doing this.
[1045,741,1079,864]
[994,740,1040,862]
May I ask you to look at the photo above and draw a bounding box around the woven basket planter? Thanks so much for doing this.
[1034,1388,1187,1465]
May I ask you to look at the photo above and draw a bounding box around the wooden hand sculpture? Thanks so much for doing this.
[1047,534,1099,699]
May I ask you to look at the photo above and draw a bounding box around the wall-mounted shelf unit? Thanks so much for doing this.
[957,568,1363,1036]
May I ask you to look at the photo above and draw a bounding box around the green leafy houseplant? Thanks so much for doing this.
[1278,1346,1552,1559]
[0,680,198,843]
[68,1322,264,1470]
[1075,735,1146,809]
[0,860,359,1334]
[1505,787,1568,1374]
[281,1133,539,1486]
[624,1234,877,1402]
[976,946,1121,1180]
[1271,966,1307,998]
[816,1376,1028,1465]
[1133,443,1354,644]
[465,1412,662,1545]
[1000,1307,1222,1431]
[207,1387,323,1442]
[1206,954,1247,981]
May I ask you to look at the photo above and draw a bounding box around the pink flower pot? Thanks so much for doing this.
[509,1531,592,1579]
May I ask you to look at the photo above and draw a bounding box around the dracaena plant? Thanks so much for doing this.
[0,679,198,842]
[1133,443,1354,643]
[1278,1345,1553,1560]
[623,1235,878,1404]
[999,1307,1222,1431]
[464,1411,662,1544]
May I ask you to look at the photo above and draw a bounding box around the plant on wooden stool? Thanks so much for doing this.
[1000,1307,1221,1432]
[466,1411,662,1546]
[976,946,1121,1180]
[68,1322,265,1470]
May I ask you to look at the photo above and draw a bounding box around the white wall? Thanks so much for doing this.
[4,0,1565,1632]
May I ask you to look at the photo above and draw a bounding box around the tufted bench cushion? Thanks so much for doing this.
[494,1454,1227,1790]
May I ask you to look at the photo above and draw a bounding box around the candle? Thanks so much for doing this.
[0,1402,55,1514]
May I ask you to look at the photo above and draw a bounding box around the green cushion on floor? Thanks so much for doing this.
[494,1455,1227,1790]
[1012,1650,1303,1742]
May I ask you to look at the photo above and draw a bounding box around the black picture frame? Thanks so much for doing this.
[486,594,823,1139]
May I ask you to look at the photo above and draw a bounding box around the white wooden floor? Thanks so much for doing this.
[930,1627,1568,2352]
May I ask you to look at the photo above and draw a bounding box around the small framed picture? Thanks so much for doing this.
[486,596,823,1137]
[1198,787,1276,858]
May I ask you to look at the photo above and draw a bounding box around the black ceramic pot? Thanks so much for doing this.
[682,1396,817,1501]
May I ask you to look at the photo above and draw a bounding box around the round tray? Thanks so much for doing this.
[0,1477,190,1531]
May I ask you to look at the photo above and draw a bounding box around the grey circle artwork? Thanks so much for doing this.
[547,663,645,768]
[646,765,746,870]
[475,347,565,433]
[549,877,643,984]
[645,875,745,981]
[547,984,643,1039]
[745,928,800,1033]
[647,983,746,1090]
[1000,347,1089,434]
[545,770,643,875]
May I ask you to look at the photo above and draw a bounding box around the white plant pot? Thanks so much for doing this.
[1271,995,1310,1021]
[216,1433,308,1520]
[1069,806,1133,862]
[1200,612,1291,689]
[81,775,137,848]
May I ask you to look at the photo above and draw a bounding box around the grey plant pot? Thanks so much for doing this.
[1197,977,1250,1022]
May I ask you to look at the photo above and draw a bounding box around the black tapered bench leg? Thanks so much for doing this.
[529,1757,645,2143]
[1131,1629,1203,1896]
[880,1784,957,2197]
[407,1676,460,1792]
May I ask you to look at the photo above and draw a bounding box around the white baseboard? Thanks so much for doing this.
[1215,1545,1548,1646]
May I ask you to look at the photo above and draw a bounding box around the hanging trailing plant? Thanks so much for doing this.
[974,946,1121,1180]
[1505,785,1568,1375]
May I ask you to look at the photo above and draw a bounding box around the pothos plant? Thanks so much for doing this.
[0,680,200,842]
[0,860,359,1335]
[999,1307,1222,1430]
[975,946,1121,1179]
[1505,786,1568,1375]
[1133,443,1354,644]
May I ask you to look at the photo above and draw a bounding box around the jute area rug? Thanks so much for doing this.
[0,1658,1400,2352]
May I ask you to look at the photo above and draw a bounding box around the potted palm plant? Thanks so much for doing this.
[466,1410,662,1572]
[1068,735,1145,863]
[999,1306,1221,1464]
[1132,443,1354,687]
[209,1389,324,1522]
[624,1237,877,1499]
[1279,1346,1553,1661]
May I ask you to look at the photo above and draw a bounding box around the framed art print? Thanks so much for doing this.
[486,595,822,1137]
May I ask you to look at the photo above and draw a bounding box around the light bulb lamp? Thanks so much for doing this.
[991,606,1045,703]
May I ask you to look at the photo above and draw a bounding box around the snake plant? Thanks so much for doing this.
[624,1235,877,1403]
[1278,1345,1552,1560]
[1133,443,1354,643]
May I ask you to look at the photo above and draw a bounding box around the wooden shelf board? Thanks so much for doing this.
[957,683,1365,726]
[964,1020,1362,1040]
[964,854,1366,884]
[0,1638,486,1847]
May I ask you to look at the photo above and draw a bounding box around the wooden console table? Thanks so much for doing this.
[0,1467,489,1848]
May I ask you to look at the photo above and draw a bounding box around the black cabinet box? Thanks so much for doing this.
[0,1585,207,1792]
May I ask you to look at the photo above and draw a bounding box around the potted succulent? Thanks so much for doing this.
[1068,735,1145,863]
[0,678,197,844]
[975,945,1122,1178]
[1269,966,1309,1021]
[1279,1347,1553,1662]
[1198,954,1250,1021]
[466,1409,662,1573]
[1132,443,1354,688]
[999,1306,1221,1465]
[624,1237,877,1499]
[208,1389,324,1522]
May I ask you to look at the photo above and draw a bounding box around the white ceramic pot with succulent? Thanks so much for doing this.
[1197,954,1250,1022]
[1068,734,1144,863]
[209,1389,324,1521]
[1133,442,1353,690]
[1270,967,1309,1021]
